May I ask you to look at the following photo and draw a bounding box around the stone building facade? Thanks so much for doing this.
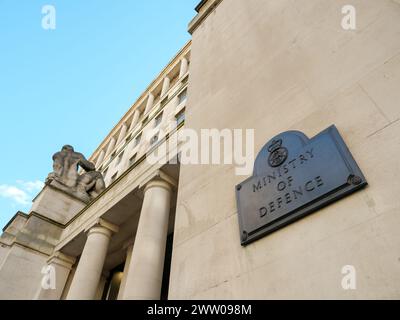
[1,0,400,299]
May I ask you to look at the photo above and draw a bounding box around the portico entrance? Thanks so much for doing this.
[54,164,180,300]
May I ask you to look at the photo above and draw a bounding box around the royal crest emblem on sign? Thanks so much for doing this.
[268,139,288,167]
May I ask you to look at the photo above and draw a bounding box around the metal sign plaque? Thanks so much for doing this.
[235,125,367,246]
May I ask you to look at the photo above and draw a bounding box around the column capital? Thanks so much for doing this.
[139,170,177,192]
[85,218,119,237]
[47,251,76,269]
[144,179,172,194]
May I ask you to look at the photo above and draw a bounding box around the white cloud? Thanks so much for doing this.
[0,185,30,205]
[16,180,45,193]
[0,180,44,207]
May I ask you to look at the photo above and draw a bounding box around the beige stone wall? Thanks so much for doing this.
[169,0,400,299]
[0,245,9,268]
[0,245,47,300]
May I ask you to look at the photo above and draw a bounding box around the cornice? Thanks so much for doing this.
[189,0,224,34]
[2,211,28,232]
[89,41,191,163]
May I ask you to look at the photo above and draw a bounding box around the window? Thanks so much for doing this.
[181,75,189,85]
[154,92,161,103]
[176,110,185,126]
[125,134,132,144]
[178,89,187,105]
[103,167,109,178]
[142,116,149,125]
[111,172,118,183]
[110,151,116,160]
[160,97,168,108]
[154,112,163,127]
[134,133,142,147]
[169,73,179,88]
[116,151,124,165]
[129,154,137,167]
[150,133,159,145]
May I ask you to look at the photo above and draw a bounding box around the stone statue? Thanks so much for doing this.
[46,145,106,203]
[77,168,106,199]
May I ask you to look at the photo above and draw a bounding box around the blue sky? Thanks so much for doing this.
[0,0,198,228]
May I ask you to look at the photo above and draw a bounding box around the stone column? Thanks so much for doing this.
[95,150,106,169]
[116,122,128,146]
[34,252,76,300]
[121,179,172,300]
[179,57,189,78]
[117,243,134,300]
[105,137,116,157]
[66,220,118,300]
[95,273,109,300]
[161,77,171,97]
[129,109,141,131]
[144,93,155,115]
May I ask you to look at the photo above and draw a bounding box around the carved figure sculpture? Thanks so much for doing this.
[46,145,105,203]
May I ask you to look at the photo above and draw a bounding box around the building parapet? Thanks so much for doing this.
[189,0,224,34]
[89,41,191,168]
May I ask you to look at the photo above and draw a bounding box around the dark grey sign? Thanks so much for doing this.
[236,125,367,246]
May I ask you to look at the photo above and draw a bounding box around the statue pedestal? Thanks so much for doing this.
[30,185,87,225]
[0,185,86,299]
